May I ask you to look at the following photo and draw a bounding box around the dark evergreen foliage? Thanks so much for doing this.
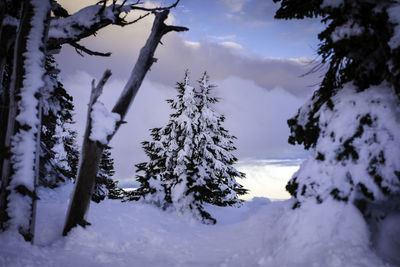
[92,149,124,203]
[274,0,400,149]
[39,55,79,188]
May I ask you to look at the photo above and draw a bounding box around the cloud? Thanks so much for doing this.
[148,36,320,97]
[56,2,322,98]
[63,71,307,181]
[55,0,317,183]
[58,29,320,98]
[237,159,301,200]
[220,0,251,13]
[215,76,307,160]
[220,41,243,50]
[207,34,237,41]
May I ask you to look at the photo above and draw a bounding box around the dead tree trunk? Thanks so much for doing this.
[62,70,112,233]
[63,9,188,235]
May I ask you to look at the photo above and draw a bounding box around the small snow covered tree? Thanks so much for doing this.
[273,0,400,212]
[132,72,246,224]
[133,72,210,221]
[40,55,79,187]
[92,149,124,203]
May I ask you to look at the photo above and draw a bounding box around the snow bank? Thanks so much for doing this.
[263,199,387,266]
[290,84,400,204]
[0,184,396,266]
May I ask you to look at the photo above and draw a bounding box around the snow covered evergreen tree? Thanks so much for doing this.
[273,0,400,212]
[194,73,247,206]
[40,56,79,188]
[133,72,207,220]
[131,72,246,223]
[92,149,124,203]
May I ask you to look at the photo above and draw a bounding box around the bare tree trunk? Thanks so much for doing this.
[62,70,112,235]
[63,10,188,235]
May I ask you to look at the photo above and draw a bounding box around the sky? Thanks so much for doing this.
[56,0,324,199]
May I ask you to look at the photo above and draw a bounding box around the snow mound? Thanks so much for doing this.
[290,84,400,204]
[0,185,396,266]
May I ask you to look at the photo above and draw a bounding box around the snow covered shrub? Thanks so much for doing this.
[130,72,246,223]
[273,0,400,231]
[287,84,400,207]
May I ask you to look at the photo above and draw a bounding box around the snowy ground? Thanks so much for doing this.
[0,184,398,267]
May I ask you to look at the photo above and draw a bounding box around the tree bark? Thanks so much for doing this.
[62,70,111,235]
[63,10,188,235]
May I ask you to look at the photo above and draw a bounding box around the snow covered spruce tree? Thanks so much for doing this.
[131,72,246,224]
[0,0,185,240]
[92,149,124,203]
[40,55,79,188]
[273,0,400,212]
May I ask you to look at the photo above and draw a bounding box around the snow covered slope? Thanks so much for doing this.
[0,184,397,267]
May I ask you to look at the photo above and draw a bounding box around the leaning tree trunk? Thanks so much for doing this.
[62,70,112,233]
[63,10,188,235]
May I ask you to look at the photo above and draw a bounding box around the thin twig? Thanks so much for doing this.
[69,42,111,57]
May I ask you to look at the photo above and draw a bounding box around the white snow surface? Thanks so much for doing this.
[331,21,364,42]
[89,101,120,145]
[292,83,400,204]
[0,184,397,267]
[49,5,114,40]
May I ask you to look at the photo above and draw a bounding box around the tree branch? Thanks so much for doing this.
[47,0,181,52]
[69,42,111,57]
[110,10,188,133]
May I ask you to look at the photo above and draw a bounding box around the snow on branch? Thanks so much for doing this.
[89,102,120,145]
[47,0,181,54]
